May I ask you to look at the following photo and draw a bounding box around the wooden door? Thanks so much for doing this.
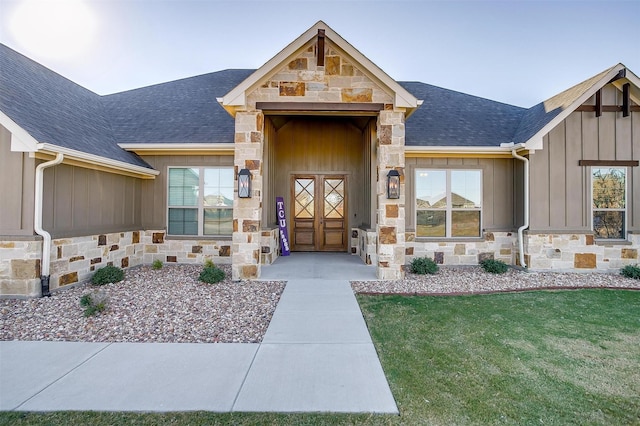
[291,175,347,251]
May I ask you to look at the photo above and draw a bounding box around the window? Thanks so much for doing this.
[416,169,482,238]
[592,167,626,239]
[168,167,233,236]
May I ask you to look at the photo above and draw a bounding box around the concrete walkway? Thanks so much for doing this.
[1,253,398,413]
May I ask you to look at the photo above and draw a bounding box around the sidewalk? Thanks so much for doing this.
[0,253,398,413]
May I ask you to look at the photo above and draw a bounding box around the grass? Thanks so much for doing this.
[2,289,639,425]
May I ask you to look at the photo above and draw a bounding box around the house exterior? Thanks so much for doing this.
[1,21,639,298]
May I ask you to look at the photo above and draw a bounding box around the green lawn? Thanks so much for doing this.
[2,289,639,425]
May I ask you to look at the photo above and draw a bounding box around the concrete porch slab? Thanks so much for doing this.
[232,343,398,413]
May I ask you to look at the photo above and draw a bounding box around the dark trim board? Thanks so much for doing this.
[257,102,384,113]
[579,160,639,167]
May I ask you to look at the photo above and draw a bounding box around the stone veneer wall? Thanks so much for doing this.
[260,228,280,265]
[232,111,264,280]
[0,230,233,298]
[405,232,516,266]
[352,228,378,266]
[376,110,406,279]
[246,43,394,108]
[524,232,640,271]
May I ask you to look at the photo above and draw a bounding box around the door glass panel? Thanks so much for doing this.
[295,178,314,219]
[324,179,344,219]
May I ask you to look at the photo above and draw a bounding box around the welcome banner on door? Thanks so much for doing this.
[276,196,291,256]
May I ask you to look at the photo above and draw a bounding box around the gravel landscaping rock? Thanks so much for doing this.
[3,263,638,344]
[1,264,285,344]
[352,266,640,295]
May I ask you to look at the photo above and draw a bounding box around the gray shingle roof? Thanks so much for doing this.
[103,69,254,143]
[400,82,526,147]
[0,44,150,168]
[1,42,614,162]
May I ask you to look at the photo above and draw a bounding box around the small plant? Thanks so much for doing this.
[199,266,225,284]
[410,257,439,275]
[152,259,163,270]
[204,259,215,268]
[480,258,509,274]
[80,291,109,317]
[620,264,640,280]
[91,265,124,285]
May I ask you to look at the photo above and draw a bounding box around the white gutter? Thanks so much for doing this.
[34,153,64,296]
[37,143,159,178]
[507,144,529,268]
[405,146,518,156]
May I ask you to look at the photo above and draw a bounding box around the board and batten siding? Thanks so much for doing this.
[140,154,234,230]
[405,157,517,233]
[529,86,638,232]
[268,116,371,232]
[0,125,36,236]
[41,163,142,238]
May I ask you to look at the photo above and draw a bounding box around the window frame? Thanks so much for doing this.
[167,166,234,237]
[415,168,483,239]
[590,166,628,240]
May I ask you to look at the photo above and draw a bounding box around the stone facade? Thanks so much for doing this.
[352,228,378,266]
[260,227,280,265]
[523,232,640,271]
[246,43,393,108]
[406,232,516,266]
[232,111,264,280]
[0,231,232,298]
[376,111,406,279]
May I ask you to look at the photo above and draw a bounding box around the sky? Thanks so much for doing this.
[1,0,639,107]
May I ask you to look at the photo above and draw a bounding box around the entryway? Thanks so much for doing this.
[291,174,347,252]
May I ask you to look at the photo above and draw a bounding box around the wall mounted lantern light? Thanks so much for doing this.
[387,169,400,199]
[238,168,252,198]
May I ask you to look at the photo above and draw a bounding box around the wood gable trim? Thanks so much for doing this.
[218,21,420,115]
[523,64,638,150]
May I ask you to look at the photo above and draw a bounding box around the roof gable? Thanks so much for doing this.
[514,64,639,149]
[219,21,420,115]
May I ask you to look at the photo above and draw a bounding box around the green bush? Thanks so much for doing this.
[199,266,225,284]
[620,264,640,280]
[204,259,215,268]
[80,291,108,317]
[152,259,163,270]
[479,258,509,274]
[410,257,439,275]
[91,265,124,285]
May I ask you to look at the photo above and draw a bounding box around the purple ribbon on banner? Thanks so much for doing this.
[276,196,290,256]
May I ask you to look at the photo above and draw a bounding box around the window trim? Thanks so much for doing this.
[167,166,233,237]
[590,166,628,241]
[415,168,483,239]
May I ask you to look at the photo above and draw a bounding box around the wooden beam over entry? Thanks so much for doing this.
[256,102,384,114]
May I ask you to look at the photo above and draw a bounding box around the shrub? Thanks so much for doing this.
[480,258,509,274]
[199,266,225,284]
[80,291,108,317]
[410,257,439,275]
[91,265,124,285]
[152,259,163,270]
[620,264,640,280]
[204,259,215,269]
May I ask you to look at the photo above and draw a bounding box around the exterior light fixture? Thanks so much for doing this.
[238,168,252,198]
[387,169,400,199]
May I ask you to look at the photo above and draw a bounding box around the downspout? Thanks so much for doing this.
[34,153,64,297]
[511,147,529,268]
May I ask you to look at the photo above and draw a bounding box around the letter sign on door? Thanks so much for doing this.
[276,197,290,256]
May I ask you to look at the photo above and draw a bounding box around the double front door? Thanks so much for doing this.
[291,174,347,252]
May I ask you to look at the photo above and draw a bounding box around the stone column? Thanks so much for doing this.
[232,111,264,280]
[376,110,406,279]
